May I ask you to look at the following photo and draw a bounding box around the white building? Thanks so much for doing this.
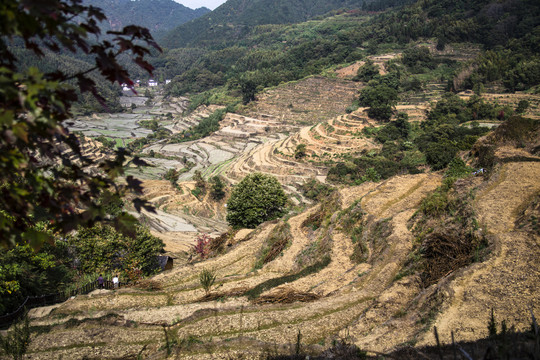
[148,79,158,87]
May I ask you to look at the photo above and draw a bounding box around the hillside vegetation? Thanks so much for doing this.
[19,119,540,357]
[161,0,375,49]
[157,0,539,102]
[2,0,540,358]
[83,0,209,36]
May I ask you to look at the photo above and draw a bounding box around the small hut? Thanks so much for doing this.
[157,256,174,271]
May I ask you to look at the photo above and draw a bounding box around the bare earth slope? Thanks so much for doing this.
[18,65,540,358]
[418,161,540,346]
[24,156,539,359]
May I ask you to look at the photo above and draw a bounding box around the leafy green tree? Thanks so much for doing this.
[226,173,288,229]
[192,170,206,199]
[359,83,398,121]
[125,227,164,275]
[0,225,72,314]
[376,112,410,143]
[425,141,458,170]
[238,76,258,104]
[354,59,379,82]
[294,143,307,159]
[401,46,437,72]
[0,0,159,247]
[209,176,226,201]
[193,170,206,190]
[67,224,163,276]
[0,244,54,311]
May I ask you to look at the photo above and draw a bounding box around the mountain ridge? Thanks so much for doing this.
[83,0,210,35]
[160,0,371,49]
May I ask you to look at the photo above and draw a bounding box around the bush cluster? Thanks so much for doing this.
[226,173,288,229]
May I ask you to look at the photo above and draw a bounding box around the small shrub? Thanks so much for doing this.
[0,315,30,360]
[515,99,529,114]
[412,181,487,287]
[301,194,341,231]
[350,228,368,263]
[419,188,451,217]
[191,186,203,199]
[209,176,226,201]
[199,268,216,295]
[445,158,473,179]
[194,233,211,259]
[206,229,235,256]
[300,178,335,201]
[164,168,179,186]
[294,143,307,159]
[161,325,177,356]
[493,115,539,144]
[193,170,206,192]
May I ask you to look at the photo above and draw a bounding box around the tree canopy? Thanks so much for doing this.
[226,173,288,229]
[358,82,399,121]
[0,0,159,247]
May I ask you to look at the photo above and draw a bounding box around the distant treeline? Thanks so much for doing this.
[155,0,539,101]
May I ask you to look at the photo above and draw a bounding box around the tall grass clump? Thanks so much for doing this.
[199,268,217,295]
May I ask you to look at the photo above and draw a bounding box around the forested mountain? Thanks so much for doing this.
[83,0,210,35]
[156,0,540,98]
[7,0,210,114]
[160,0,377,49]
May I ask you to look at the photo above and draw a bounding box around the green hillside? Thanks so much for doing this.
[156,0,540,101]
[83,0,210,36]
[160,0,376,49]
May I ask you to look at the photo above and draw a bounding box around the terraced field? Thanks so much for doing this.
[19,51,540,359]
[459,90,540,120]
[240,76,361,128]
[142,124,274,182]
[25,155,540,358]
[223,108,381,196]
[26,172,440,358]
[140,76,364,187]
[68,95,190,140]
